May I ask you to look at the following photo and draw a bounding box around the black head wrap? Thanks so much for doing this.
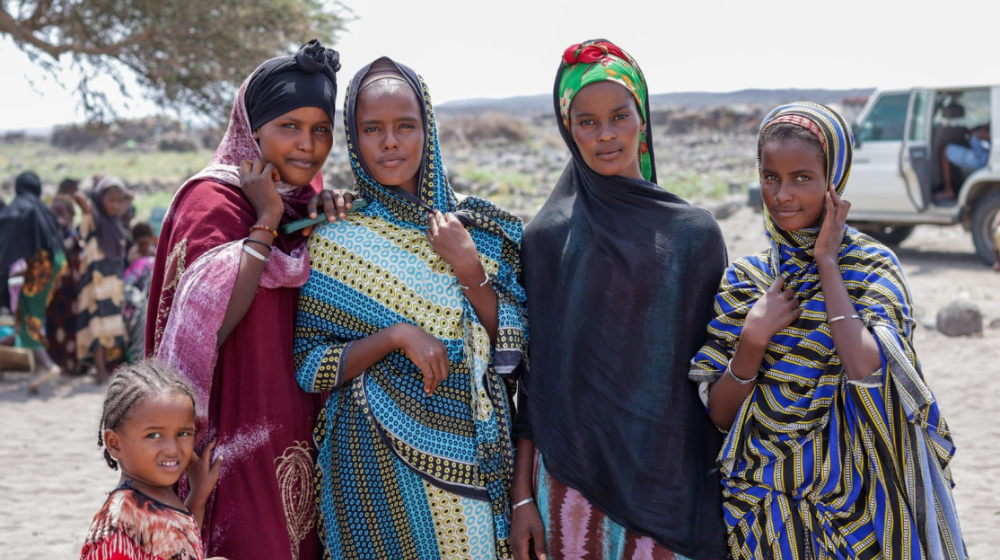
[0,171,65,272]
[90,176,129,263]
[244,39,341,131]
[15,171,42,196]
[514,39,729,557]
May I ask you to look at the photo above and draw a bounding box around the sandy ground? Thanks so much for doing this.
[1,207,997,559]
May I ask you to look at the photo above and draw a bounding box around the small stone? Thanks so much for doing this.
[989,318,1000,330]
[936,300,984,337]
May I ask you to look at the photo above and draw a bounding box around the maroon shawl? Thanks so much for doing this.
[144,71,325,560]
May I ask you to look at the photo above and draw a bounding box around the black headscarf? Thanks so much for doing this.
[0,171,65,272]
[90,176,129,263]
[244,39,340,131]
[515,40,729,558]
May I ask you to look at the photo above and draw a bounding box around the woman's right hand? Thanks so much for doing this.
[511,502,547,560]
[743,276,801,348]
[392,324,449,395]
[239,159,284,228]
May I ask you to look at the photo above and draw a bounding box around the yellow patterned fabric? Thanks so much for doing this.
[294,57,526,559]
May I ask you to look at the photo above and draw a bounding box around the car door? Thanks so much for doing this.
[900,89,933,210]
[850,91,918,212]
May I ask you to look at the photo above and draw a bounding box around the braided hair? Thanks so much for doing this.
[97,360,196,470]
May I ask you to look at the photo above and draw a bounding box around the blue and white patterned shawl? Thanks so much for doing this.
[294,57,527,558]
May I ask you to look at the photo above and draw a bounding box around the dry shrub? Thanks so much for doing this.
[51,117,193,152]
[438,112,529,145]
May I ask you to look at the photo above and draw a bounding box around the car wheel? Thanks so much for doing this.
[970,191,1000,266]
[854,224,915,246]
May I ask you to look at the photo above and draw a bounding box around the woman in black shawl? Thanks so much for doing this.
[510,40,728,560]
[0,171,67,391]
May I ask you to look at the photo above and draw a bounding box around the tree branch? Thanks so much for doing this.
[0,5,149,59]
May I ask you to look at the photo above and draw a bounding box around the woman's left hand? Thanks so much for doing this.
[301,189,357,236]
[427,211,481,277]
[814,183,850,266]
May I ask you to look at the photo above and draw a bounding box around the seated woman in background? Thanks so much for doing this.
[294,57,527,559]
[690,102,968,559]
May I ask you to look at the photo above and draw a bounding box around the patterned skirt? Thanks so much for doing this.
[45,247,81,373]
[76,257,125,362]
[534,453,696,560]
[15,250,65,350]
[315,394,498,560]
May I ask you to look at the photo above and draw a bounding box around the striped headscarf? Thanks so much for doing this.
[689,104,966,558]
[758,102,853,259]
[558,40,653,181]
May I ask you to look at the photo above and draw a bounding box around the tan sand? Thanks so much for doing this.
[1,210,997,558]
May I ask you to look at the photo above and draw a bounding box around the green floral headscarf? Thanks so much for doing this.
[558,40,652,180]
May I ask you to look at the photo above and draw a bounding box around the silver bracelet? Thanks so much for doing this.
[828,314,860,324]
[243,241,269,263]
[459,270,491,291]
[512,497,534,511]
[726,366,758,385]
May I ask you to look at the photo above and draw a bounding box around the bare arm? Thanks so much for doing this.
[217,160,284,344]
[428,211,499,342]
[184,440,222,529]
[217,226,276,344]
[72,191,91,214]
[814,184,881,380]
[707,336,768,429]
[510,437,547,560]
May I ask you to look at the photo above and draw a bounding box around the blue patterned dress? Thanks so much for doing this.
[294,58,527,560]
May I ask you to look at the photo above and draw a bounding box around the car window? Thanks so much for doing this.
[858,93,909,142]
[933,88,991,128]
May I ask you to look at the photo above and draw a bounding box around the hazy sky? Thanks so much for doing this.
[2,0,996,130]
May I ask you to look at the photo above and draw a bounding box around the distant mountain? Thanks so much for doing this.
[436,88,875,116]
[2,88,877,135]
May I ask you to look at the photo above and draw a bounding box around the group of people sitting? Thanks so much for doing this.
[0,175,158,389]
[10,37,967,560]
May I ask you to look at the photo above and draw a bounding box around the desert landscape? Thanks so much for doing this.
[1,91,998,557]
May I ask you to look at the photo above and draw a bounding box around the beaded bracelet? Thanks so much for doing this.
[250,224,278,238]
[828,314,860,324]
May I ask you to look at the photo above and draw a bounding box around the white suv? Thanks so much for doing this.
[752,86,1000,265]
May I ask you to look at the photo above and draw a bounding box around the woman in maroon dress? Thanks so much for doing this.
[145,40,348,560]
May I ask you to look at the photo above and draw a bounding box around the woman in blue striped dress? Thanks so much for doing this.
[690,102,967,560]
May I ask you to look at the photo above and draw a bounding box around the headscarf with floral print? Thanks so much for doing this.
[558,40,652,180]
[514,40,730,558]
